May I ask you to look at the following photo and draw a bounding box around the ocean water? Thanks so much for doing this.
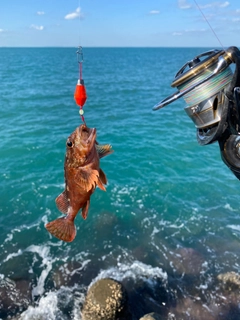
[1,47,240,319]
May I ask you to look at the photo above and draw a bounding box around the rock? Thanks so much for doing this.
[217,271,240,290]
[0,252,31,281]
[139,312,163,319]
[168,297,218,320]
[51,259,104,290]
[0,277,31,318]
[82,278,130,320]
[170,247,204,275]
[52,260,86,288]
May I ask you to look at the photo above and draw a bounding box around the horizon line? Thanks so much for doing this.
[0,45,225,49]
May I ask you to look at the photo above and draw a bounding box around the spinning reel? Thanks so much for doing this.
[153,46,240,180]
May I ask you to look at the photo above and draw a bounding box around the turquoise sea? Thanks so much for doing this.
[1,47,240,319]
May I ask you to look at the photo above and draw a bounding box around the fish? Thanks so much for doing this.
[45,124,113,242]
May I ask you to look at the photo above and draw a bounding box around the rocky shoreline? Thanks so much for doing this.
[1,270,240,319]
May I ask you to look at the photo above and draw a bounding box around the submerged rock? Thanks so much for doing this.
[0,277,31,318]
[168,297,217,320]
[217,271,240,290]
[139,312,163,319]
[170,247,204,275]
[82,278,130,320]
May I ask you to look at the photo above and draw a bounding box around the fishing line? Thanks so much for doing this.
[74,0,87,125]
[193,0,225,49]
[174,1,232,108]
[178,65,233,107]
[78,0,82,47]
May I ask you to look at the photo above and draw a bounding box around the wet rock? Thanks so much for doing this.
[0,277,31,318]
[139,312,163,319]
[95,211,119,228]
[170,247,204,275]
[217,271,240,290]
[168,297,217,320]
[0,252,32,280]
[51,259,103,289]
[94,212,119,239]
[132,245,157,265]
[52,260,85,288]
[82,278,130,320]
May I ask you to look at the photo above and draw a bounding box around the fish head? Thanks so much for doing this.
[65,124,97,167]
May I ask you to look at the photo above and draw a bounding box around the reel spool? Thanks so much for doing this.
[153,46,240,180]
[154,49,234,144]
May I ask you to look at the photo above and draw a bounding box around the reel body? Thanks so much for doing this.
[153,46,240,180]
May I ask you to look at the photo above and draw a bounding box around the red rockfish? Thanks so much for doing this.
[45,124,113,242]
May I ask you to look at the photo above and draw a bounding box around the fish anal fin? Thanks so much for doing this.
[96,144,113,159]
[99,168,107,185]
[55,190,69,214]
[82,200,90,220]
[45,217,76,242]
[76,168,99,192]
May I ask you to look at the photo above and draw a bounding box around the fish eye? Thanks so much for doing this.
[67,140,73,148]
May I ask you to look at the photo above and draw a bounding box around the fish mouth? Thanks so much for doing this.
[78,124,96,148]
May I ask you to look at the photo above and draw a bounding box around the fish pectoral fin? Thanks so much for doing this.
[82,200,90,220]
[97,177,106,191]
[96,168,107,191]
[76,168,99,192]
[96,144,113,159]
[55,190,69,214]
[99,168,107,185]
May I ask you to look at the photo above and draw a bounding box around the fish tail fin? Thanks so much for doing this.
[45,216,76,242]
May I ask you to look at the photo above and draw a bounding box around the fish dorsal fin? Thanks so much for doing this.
[96,144,113,159]
[55,190,69,214]
[99,168,107,185]
[76,168,99,192]
[81,200,90,220]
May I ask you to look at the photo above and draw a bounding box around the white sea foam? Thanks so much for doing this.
[32,262,53,297]
[3,249,23,262]
[90,260,168,288]
[75,251,90,262]
[39,182,65,190]
[150,226,160,238]
[19,286,85,320]
[26,245,57,297]
[4,232,13,243]
[19,292,59,320]
[59,259,91,277]
[11,221,40,234]
[11,245,91,320]
[227,224,240,232]
[4,243,58,297]
[224,203,235,211]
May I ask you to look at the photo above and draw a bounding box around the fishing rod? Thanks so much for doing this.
[153,2,240,180]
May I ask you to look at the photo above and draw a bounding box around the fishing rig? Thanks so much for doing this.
[153,46,240,180]
[74,46,87,124]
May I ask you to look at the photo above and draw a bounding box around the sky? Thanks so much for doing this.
[1,0,240,47]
